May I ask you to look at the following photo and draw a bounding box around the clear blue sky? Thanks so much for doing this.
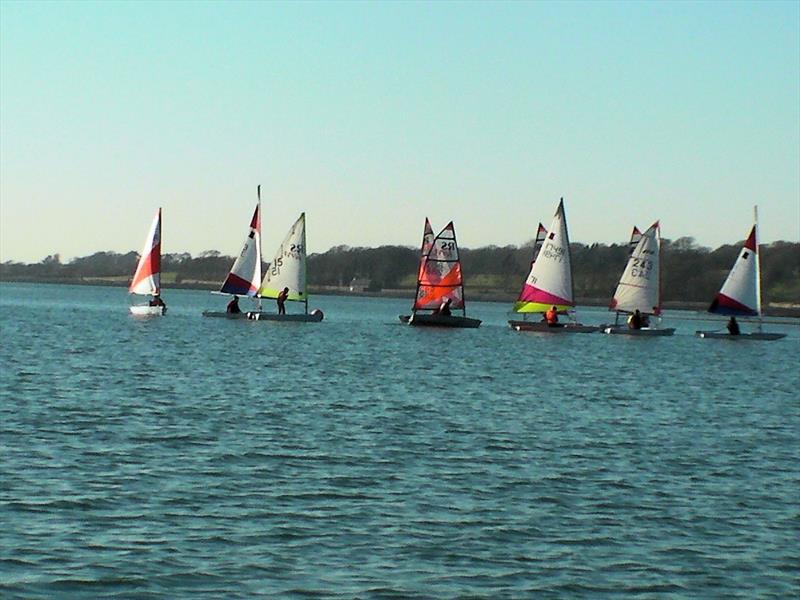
[1,0,798,263]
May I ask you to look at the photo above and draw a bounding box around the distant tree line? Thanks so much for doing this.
[2,238,798,304]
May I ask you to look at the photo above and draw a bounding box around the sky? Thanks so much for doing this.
[1,0,798,263]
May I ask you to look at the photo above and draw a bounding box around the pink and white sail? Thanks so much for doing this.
[514,199,573,314]
[220,192,262,296]
[609,221,662,316]
[129,208,161,296]
[708,221,760,317]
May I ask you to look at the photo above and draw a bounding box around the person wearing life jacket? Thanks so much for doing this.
[545,305,559,326]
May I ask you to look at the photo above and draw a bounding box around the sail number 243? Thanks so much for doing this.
[631,258,652,278]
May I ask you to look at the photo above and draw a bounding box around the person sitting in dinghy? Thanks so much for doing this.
[628,309,643,329]
[727,316,740,336]
[544,306,560,327]
[434,298,452,316]
[227,295,241,314]
[149,294,166,309]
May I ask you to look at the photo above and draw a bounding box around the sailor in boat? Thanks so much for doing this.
[149,294,166,311]
[727,316,740,336]
[433,298,452,316]
[227,295,241,314]
[277,287,289,315]
[544,305,560,327]
[628,309,643,330]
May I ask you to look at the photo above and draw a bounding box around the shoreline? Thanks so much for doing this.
[3,277,800,318]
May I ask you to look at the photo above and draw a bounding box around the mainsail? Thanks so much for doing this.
[258,213,308,306]
[129,208,161,296]
[708,222,759,317]
[220,196,262,296]
[609,221,662,315]
[413,221,464,311]
[513,199,573,314]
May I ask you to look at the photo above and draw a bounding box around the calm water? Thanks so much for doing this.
[1,282,799,598]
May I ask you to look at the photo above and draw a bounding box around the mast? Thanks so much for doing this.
[562,198,577,324]
[257,185,262,312]
[754,205,762,330]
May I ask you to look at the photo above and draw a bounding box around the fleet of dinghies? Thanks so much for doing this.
[127,198,788,340]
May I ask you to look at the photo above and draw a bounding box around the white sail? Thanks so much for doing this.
[258,213,307,303]
[514,199,573,313]
[610,221,661,315]
[129,208,161,296]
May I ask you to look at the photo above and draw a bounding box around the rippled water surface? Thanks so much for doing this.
[1,283,799,598]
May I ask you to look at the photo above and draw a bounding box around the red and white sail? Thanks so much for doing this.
[129,208,161,296]
[220,194,261,296]
[514,199,572,314]
[413,221,464,311]
[609,221,662,316]
[628,226,642,255]
[708,221,760,317]
[417,218,435,280]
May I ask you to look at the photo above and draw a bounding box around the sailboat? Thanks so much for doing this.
[402,221,481,328]
[129,208,166,316]
[508,199,597,333]
[247,213,324,322]
[696,208,786,340]
[399,217,435,323]
[202,187,262,319]
[603,221,675,336]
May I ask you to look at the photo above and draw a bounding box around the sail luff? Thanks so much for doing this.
[754,206,762,319]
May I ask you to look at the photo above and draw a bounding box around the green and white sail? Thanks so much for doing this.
[258,213,308,305]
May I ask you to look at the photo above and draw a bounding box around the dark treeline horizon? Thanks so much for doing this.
[2,237,798,304]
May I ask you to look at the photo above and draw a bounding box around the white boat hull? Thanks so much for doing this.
[202,311,249,319]
[602,325,675,336]
[247,310,323,323]
[695,330,786,341]
[130,305,165,316]
[508,320,598,333]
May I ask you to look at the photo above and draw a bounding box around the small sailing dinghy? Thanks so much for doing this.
[402,221,481,328]
[696,208,786,341]
[202,187,262,319]
[603,221,674,336]
[247,213,323,322]
[508,199,597,333]
[129,208,166,316]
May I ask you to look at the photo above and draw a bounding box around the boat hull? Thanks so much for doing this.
[201,311,249,319]
[402,314,482,328]
[695,330,786,340]
[602,325,675,336]
[508,320,598,333]
[247,310,323,323]
[130,305,165,316]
